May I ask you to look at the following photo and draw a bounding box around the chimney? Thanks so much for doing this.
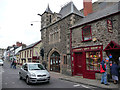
[83,0,93,16]
[16,42,22,47]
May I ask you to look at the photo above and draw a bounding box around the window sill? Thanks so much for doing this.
[81,39,92,42]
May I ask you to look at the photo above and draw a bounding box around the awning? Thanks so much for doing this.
[104,41,120,51]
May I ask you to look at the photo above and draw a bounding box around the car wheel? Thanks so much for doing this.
[19,75,23,80]
[19,72,22,80]
[26,76,30,85]
[47,80,50,83]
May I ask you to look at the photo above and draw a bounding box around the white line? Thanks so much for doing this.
[81,85,89,88]
[73,84,80,87]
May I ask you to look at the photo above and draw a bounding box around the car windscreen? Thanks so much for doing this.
[28,64,45,70]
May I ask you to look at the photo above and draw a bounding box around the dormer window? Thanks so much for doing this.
[82,25,92,41]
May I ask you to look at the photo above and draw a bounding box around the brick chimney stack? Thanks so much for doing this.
[16,42,22,47]
[83,0,93,16]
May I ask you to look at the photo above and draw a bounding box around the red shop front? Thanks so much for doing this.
[72,45,103,79]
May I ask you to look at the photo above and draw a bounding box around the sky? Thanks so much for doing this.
[0,0,98,49]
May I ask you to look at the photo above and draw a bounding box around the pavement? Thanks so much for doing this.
[49,72,120,89]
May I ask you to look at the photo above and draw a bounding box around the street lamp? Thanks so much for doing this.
[37,13,42,16]
[30,13,42,26]
[30,21,41,26]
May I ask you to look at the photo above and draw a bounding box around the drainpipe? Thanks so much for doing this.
[70,28,73,76]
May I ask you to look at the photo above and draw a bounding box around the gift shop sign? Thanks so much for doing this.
[107,19,113,33]
[73,45,103,52]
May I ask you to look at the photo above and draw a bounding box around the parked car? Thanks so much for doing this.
[19,63,50,84]
[0,59,3,66]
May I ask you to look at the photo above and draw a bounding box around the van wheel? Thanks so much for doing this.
[26,76,30,85]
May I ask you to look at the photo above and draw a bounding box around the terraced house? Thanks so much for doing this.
[70,1,120,79]
[19,40,42,65]
[40,0,120,79]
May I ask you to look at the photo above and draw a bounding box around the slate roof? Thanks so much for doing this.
[59,1,84,18]
[20,40,41,51]
[71,2,120,29]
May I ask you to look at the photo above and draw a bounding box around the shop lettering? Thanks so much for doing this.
[107,19,113,33]
[73,48,82,51]
[91,47,98,49]
[84,48,89,50]
[73,46,102,52]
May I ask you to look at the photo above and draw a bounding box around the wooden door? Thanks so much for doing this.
[75,53,83,76]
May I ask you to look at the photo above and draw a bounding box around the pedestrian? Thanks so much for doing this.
[100,58,109,85]
[111,61,120,84]
[13,60,16,69]
[10,60,14,68]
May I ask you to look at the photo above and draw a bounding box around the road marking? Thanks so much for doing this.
[73,84,80,87]
[81,85,89,88]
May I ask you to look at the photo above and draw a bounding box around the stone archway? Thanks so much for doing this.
[48,48,61,72]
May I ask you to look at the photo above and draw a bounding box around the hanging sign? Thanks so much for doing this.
[107,19,113,33]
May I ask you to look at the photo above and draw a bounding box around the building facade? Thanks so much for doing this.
[19,40,42,65]
[40,2,84,75]
[70,1,120,79]
[0,48,6,60]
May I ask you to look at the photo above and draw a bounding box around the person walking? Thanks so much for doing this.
[10,60,14,68]
[13,60,16,69]
[111,61,120,84]
[100,58,109,85]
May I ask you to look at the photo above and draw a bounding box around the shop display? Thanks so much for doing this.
[86,51,101,71]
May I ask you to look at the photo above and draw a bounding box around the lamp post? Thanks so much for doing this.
[30,21,41,26]
[30,14,42,26]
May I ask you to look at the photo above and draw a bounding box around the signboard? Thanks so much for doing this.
[73,45,103,52]
[107,19,113,33]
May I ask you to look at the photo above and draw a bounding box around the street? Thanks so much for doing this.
[1,61,102,89]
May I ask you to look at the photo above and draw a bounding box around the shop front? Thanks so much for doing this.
[32,56,40,63]
[72,45,103,79]
[104,41,120,64]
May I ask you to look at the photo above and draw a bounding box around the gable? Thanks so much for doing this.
[104,41,120,51]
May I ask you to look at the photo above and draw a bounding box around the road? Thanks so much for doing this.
[1,60,103,89]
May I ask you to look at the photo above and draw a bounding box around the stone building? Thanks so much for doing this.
[0,48,6,59]
[40,0,120,79]
[70,1,120,79]
[40,2,84,75]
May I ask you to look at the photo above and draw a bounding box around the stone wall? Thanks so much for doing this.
[72,14,119,79]
[41,14,82,75]
[72,14,119,52]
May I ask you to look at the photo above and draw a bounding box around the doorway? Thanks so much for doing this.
[74,52,83,76]
[50,51,60,72]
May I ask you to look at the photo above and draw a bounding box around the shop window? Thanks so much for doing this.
[86,51,101,71]
[82,26,92,41]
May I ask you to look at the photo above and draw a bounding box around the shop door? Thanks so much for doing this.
[75,53,83,76]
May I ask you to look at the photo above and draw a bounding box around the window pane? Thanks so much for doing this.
[86,51,101,71]
[82,26,92,41]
